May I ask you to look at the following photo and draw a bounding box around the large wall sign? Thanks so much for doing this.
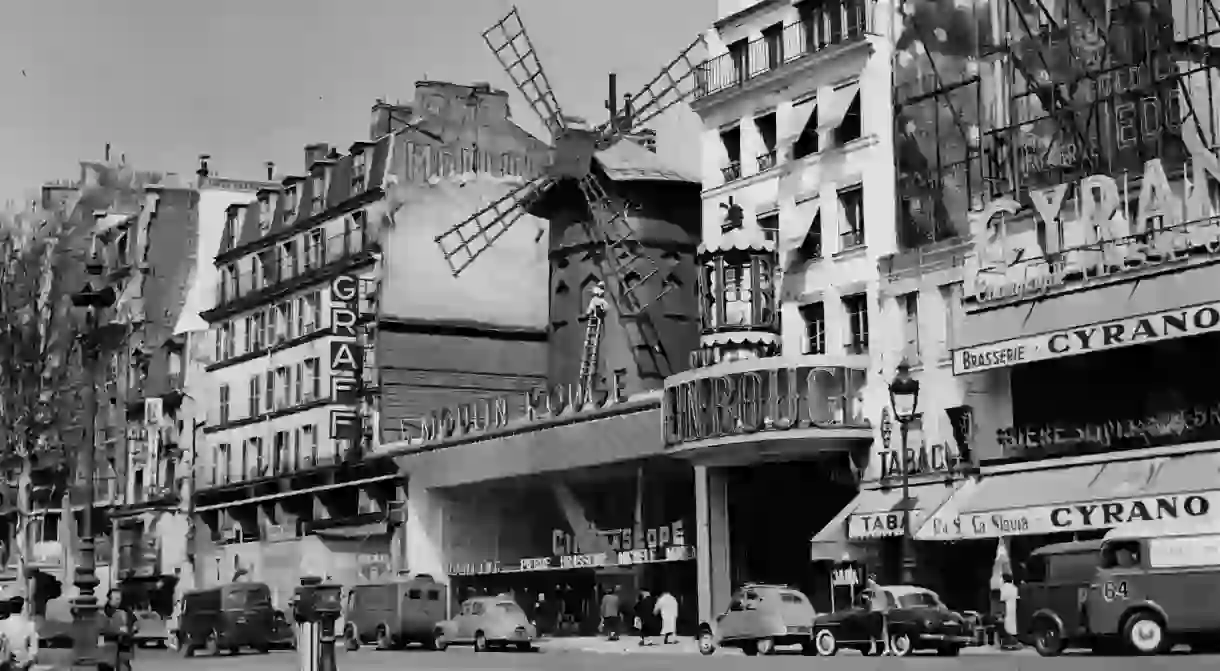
[953,300,1220,375]
[996,399,1220,460]
[918,491,1216,541]
[662,357,869,448]
[329,275,362,439]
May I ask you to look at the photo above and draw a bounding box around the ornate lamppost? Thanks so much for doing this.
[69,274,123,669]
[888,361,920,585]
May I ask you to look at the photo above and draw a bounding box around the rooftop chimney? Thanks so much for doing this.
[369,100,413,141]
[304,143,329,169]
[606,73,618,129]
[197,154,211,178]
[105,143,111,162]
[265,161,275,181]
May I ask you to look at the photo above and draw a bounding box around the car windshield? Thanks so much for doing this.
[495,602,523,614]
[896,592,941,609]
[223,587,271,609]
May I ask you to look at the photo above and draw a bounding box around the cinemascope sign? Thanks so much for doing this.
[952,300,1220,375]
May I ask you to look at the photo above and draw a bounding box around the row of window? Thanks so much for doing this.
[217,214,368,306]
[214,291,323,362]
[216,357,323,424]
[739,184,864,261]
[798,285,962,362]
[212,424,323,484]
[718,85,861,184]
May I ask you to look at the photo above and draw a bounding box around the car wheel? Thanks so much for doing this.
[432,629,449,651]
[343,624,360,652]
[376,625,393,650]
[204,631,221,656]
[813,628,838,656]
[254,643,270,654]
[698,629,716,656]
[1125,611,1169,655]
[741,640,759,656]
[516,642,531,652]
[474,631,488,652]
[889,632,912,657]
[755,637,775,655]
[1033,617,1066,657]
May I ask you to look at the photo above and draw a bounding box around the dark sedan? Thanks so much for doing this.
[812,585,973,657]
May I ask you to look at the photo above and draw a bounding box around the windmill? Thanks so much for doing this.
[434,7,707,391]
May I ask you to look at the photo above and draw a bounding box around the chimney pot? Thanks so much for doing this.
[304,144,330,170]
[265,162,275,181]
[197,154,211,178]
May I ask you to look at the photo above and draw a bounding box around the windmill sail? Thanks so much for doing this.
[614,35,707,135]
[483,7,567,138]
[434,175,554,276]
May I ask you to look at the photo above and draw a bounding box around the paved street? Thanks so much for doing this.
[132,644,1220,670]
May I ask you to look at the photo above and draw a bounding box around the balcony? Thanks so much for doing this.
[697,1,871,101]
[757,150,778,172]
[213,229,374,310]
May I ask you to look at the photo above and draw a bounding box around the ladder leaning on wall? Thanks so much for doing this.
[578,281,609,398]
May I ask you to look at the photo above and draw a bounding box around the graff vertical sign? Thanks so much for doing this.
[329,275,362,438]
[662,363,868,447]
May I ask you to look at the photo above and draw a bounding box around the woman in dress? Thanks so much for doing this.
[654,590,679,644]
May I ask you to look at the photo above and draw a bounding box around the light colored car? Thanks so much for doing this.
[699,584,817,656]
[435,596,536,652]
[133,610,169,648]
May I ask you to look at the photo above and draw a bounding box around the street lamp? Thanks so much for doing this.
[69,280,122,670]
[888,360,920,585]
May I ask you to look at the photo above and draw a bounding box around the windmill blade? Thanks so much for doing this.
[576,175,672,314]
[483,7,567,138]
[434,175,554,277]
[615,35,706,136]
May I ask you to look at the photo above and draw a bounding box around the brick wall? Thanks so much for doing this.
[377,329,546,443]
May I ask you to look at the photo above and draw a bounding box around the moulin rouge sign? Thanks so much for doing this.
[967,143,1220,307]
[662,358,869,447]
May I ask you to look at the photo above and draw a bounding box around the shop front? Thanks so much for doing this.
[931,96,1220,610]
[438,461,696,635]
[661,354,873,619]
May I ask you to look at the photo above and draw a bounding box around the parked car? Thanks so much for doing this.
[133,611,168,648]
[269,609,296,650]
[812,585,972,657]
[342,574,447,650]
[435,595,536,652]
[698,584,817,656]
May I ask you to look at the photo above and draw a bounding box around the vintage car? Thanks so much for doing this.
[133,610,169,648]
[435,595,536,652]
[1019,524,1220,656]
[812,585,972,657]
[698,584,817,656]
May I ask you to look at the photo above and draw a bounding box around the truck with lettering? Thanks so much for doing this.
[1019,524,1220,656]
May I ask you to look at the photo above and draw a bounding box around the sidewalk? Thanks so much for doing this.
[540,636,1037,656]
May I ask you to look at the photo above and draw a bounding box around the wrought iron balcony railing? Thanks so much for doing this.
[697,1,871,100]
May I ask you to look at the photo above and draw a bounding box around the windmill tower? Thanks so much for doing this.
[434,7,708,395]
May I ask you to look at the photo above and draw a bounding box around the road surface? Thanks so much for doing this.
[132,645,1220,670]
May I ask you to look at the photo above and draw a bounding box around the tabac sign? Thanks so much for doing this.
[661,356,869,448]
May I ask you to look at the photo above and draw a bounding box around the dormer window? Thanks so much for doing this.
[258,194,273,231]
[283,185,299,220]
[222,209,238,249]
[311,168,329,215]
[352,151,368,193]
[114,230,129,265]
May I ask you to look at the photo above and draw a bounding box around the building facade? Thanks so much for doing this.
[679,0,903,619]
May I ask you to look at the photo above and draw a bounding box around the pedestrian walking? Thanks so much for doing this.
[599,586,621,641]
[102,589,135,671]
[999,574,1021,650]
[864,574,892,656]
[655,590,679,644]
[0,597,36,671]
[634,588,657,647]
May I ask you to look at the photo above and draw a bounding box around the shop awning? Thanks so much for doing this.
[811,480,962,555]
[312,521,389,540]
[916,452,1220,541]
[816,82,861,134]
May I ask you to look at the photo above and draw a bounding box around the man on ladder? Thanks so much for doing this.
[579,282,609,400]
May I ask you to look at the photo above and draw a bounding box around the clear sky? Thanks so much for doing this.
[0,0,714,205]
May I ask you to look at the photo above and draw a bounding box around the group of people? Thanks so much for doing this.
[598,586,679,646]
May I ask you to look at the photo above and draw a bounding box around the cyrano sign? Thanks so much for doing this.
[953,299,1220,375]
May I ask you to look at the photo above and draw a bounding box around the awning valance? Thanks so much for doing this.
[781,201,820,250]
[916,452,1220,541]
[817,83,861,135]
[812,480,962,547]
[782,98,818,149]
[312,521,389,540]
